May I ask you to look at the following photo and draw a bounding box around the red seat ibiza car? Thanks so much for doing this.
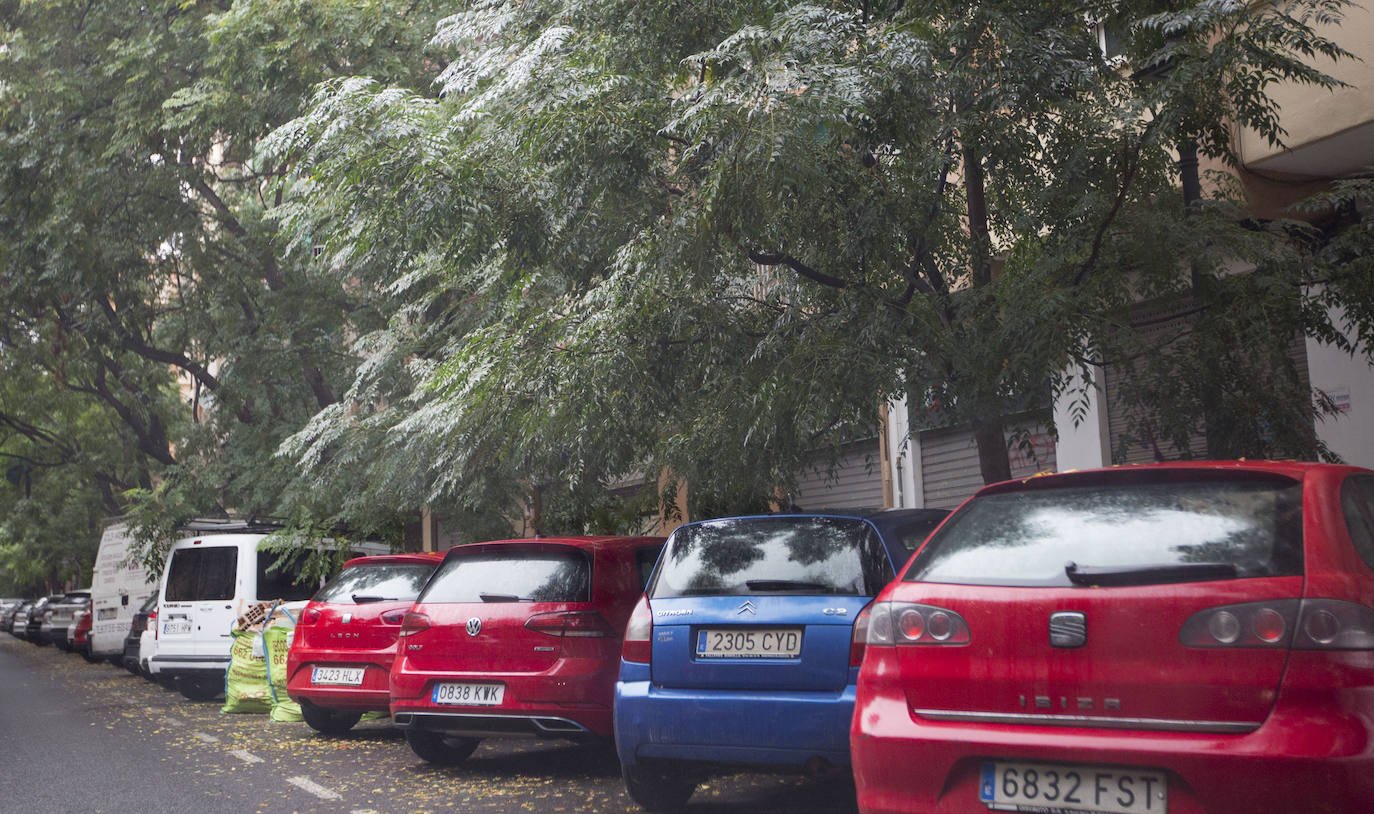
[851,460,1374,814]
[390,535,663,764]
[286,552,443,734]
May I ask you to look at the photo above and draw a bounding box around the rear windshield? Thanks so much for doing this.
[649,516,894,598]
[905,477,1303,587]
[313,562,436,604]
[165,546,238,601]
[421,547,591,603]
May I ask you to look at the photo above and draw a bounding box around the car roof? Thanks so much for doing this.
[443,535,665,558]
[971,459,1370,499]
[339,552,445,570]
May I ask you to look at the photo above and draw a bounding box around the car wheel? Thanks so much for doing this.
[621,762,696,812]
[55,639,71,652]
[80,648,102,663]
[301,703,363,735]
[177,676,223,701]
[403,729,480,765]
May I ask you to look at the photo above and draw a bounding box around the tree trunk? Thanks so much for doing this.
[972,417,1012,485]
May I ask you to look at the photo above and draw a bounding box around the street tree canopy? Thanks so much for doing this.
[273,0,1371,520]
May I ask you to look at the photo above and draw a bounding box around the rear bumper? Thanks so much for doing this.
[613,675,855,770]
[286,657,393,713]
[389,665,616,739]
[851,671,1374,814]
[149,654,229,679]
[393,710,599,739]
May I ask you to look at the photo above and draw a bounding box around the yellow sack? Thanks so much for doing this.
[221,628,272,714]
[264,624,303,722]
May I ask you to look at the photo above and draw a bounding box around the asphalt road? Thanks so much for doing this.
[0,634,860,814]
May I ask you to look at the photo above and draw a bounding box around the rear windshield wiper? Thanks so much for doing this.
[351,594,397,604]
[478,592,522,603]
[1064,561,1238,587]
[744,579,834,592]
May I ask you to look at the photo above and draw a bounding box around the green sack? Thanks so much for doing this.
[221,628,272,714]
[264,624,303,722]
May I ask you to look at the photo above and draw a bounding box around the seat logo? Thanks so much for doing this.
[465,617,482,637]
[1049,611,1087,648]
[736,601,757,616]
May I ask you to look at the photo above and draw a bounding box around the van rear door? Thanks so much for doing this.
[160,543,239,655]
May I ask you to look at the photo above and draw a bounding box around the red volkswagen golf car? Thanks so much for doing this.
[286,552,443,734]
[390,535,663,764]
[851,461,1374,814]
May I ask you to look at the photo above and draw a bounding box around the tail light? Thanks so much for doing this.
[1182,599,1374,650]
[150,608,158,640]
[300,607,322,626]
[621,595,652,663]
[851,601,874,666]
[398,611,430,638]
[525,610,613,638]
[379,608,408,626]
[865,602,971,646]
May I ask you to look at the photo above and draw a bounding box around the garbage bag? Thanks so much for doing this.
[264,623,304,722]
[221,628,272,714]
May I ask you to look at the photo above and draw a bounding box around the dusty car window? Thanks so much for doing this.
[650,517,892,598]
[422,548,591,603]
[1341,475,1374,571]
[313,563,435,604]
[165,546,238,601]
[906,477,1303,587]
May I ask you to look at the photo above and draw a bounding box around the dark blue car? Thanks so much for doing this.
[614,508,949,811]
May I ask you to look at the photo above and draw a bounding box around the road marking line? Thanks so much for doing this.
[193,731,220,744]
[287,776,341,801]
[229,749,263,764]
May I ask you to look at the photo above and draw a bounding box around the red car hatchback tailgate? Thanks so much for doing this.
[887,577,1300,730]
[889,465,1309,734]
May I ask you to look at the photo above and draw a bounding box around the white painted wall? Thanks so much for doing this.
[1053,366,1110,471]
[1307,309,1374,468]
[885,397,922,507]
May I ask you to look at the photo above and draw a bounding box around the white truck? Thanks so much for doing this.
[89,520,158,663]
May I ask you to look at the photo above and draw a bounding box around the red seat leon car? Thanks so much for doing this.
[390,535,663,764]
[851,461,1374,814]
[286,552,443,734]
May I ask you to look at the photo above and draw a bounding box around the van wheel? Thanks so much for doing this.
[404,729,480,765]
[80,649,102,663]
[301,703,363,735]
[177,676,223,701]
[622,761,696,811]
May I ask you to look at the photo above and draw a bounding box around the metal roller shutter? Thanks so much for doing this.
[790,439,886,511]
[920,422,1058,509]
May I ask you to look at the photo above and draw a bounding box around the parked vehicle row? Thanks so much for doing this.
[8,461,1374,813]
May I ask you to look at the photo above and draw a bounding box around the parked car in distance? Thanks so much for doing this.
[122,594,158,675]
[89,520,158,664]
[24,595,63,643]
[391,536,665,765]
[614,509,946,811]
[2,599,29,633]
[41,591,90,648]
[852,461,1374,814]
[286,552,444,734]
[71,606,100,662]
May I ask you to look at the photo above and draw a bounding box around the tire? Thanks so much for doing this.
[621,761,697,812]
[301,703,363,735]
[176,675,223,701]
[403,729,480,766]
[80,648,102,664]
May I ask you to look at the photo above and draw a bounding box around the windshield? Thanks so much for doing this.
[421,547,591,604]
[649,516,893,598]
[313,562,436,604]
[905,477,1303,587]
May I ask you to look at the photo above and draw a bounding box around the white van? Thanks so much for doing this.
[150,523,387,700]
[89,520,158,662]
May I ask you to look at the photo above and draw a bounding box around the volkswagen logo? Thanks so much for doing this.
[736,600,757,616]
[465,617,482,637]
